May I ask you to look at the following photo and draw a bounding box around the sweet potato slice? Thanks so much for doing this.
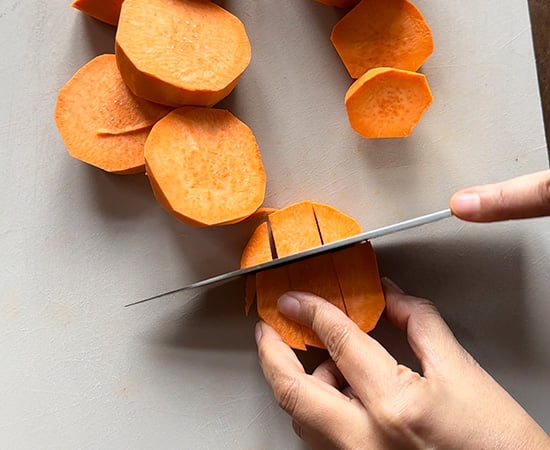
[287,254,346,348]
[115,0,251,107]
[312,202,361,243]
[268,201,322,257]
[240,221,273,315]
[331,243,385,333]
[71,0,124,26]
[269,201,346,348]
[55,54,170,174]
[345,67,433,138]
[257,267,306,351]
[331,0,433,78]
[240,201,385,350]
[240,222,273,269]
[144,107,266,226]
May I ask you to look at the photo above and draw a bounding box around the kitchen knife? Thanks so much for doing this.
[126,208,452,307]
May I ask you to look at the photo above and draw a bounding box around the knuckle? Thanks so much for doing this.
[373,374,427,434]
[497,185,507,206]
[411,297,441,320]
[319,319,353,364]
[273,374,301,416]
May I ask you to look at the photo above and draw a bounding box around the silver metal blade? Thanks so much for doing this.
[125,208,452,307]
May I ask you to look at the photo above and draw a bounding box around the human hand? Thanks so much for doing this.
[255,280,550,449]
[450,169,550,222]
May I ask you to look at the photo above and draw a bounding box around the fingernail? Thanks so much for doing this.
[277,293,301,317]
[451,192,481,214]
[381,277,405,293]
[255,321,263,344]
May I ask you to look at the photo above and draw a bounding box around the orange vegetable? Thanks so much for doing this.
[241,221,272,315]
[144,107,266,227]
[55,54,171,174]
[240,222,273,269]
[312,202,362,243]
[241,209,306,347]
[345,67,433,138]
[331,243,385,333]
[71,0,124,26]
[314,0,360,8]
[256,267,306,351]
[268,201,345,348]
[269,201,322,257]
[241,201,386,349]
[287,255,345,348]
[115,0,251,107]
[331,0,433,78]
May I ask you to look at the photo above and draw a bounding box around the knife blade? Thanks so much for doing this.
[126,208,453,307]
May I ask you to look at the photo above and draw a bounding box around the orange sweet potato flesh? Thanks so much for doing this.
[115,0,251,107]
[331,0,433,78]
[345,67,433,138]
[269,201,346,348]
[71,0,124,26]
[313,208,385,334]
[144,107,266,227]
[257,267,307,351]
[55,54,171,174]
[240,222,273,269]
[314,0,360,7]
[268,201,322,257]
[287,255,345,348]
[331,243,385,333]
[241,221,272,315]
[241,201,385,350]
[312,202,362,243]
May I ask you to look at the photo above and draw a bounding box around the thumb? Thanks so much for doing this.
[450,170,550,222]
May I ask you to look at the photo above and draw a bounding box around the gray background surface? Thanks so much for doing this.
[1,0,549,448]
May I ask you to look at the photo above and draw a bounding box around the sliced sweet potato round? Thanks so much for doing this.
[55,54,171,174]
[331,0,433,78]
[240,201,386,349]
[345,67,433,138]
[115,0,251,107]
[144,107,266,227]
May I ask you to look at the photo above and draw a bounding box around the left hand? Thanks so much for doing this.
[255,279,550,449]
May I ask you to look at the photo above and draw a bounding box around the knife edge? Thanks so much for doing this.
[125,208,452,307]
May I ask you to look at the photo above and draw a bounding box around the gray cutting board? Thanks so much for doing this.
[1,0,548,448]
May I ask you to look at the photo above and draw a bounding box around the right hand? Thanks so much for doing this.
[450,169,550,221]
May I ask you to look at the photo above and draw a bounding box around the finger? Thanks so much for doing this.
[312,361,358,401]
[255,321,369,444]
[381,278,473,378]
[311,359,347,391]
[277,291,398,404]
[450,170,550,221]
